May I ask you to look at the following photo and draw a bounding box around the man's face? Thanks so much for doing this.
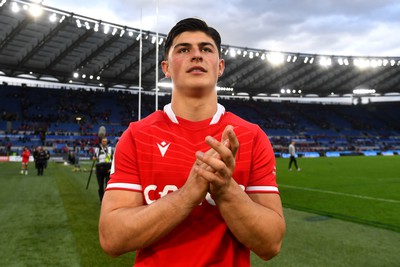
[101,139,108,146]
[162,31,224,95]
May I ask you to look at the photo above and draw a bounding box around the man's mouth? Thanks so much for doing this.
[187,66,207,73]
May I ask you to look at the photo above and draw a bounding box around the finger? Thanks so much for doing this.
[196,151,230,177]
[225,125,239,158]
[195,166,221,184]
[205,136,229,156]
[195,151,215,172]
[221,125,231,148]
[205,136,235,170]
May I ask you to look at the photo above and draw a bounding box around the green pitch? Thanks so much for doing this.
[0,156,399,266]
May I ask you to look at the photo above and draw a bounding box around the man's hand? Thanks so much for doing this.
[194,125,239,197]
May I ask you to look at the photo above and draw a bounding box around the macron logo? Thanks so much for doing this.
[157,141,171,157]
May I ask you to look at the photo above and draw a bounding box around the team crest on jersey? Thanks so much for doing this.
[157,141,170,157]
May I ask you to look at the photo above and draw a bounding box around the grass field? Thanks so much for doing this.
[0,156,399,266]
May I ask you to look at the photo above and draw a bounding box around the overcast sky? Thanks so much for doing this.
[43,0,400,57]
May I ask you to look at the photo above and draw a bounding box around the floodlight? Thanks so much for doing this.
[353,89,376,95]
[319,57,332,67]
[267,52,284,65]
[29,4,43,17]
[11,2,20,13]
[49,13,57,22]
[103,24,110,34]
[354,58,370,68]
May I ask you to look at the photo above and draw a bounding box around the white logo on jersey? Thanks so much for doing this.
[143,184,246,205]
[157,141,170,157]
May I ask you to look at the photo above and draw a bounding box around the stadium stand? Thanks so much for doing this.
[0,1,399,160]
[1,84,399,158]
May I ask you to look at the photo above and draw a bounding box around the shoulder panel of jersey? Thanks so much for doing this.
[220,112,279,194]
[107,110,168,192]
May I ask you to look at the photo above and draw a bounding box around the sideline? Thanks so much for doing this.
[280,184,400,204]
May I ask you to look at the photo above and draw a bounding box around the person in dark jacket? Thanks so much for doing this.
[33,146,48,176]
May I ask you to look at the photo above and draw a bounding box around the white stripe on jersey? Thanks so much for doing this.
[246,186,279,193]
[107,183,142,191]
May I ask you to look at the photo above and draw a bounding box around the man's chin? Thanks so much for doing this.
[187,85,215,97]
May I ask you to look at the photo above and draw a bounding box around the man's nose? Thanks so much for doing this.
[191,48,203,61]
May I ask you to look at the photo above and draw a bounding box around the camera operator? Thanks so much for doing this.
[93,137,113,203]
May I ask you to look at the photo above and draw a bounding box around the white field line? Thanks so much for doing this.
[280,184,400,204]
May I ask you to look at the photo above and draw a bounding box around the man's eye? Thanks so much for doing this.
[178,48,189,53]
[202,48,212,52]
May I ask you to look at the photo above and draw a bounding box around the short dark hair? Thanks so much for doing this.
[164,18,222,59]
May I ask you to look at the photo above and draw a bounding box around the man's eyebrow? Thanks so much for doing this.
[173,42,216,49]
[173,42,191,49]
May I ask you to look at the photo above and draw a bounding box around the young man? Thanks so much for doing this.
[99,18,285,266]
[20,146,30,175]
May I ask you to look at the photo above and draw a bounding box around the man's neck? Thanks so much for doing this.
[170,92,218,122]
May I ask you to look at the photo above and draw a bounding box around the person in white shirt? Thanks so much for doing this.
[288,140,300,171]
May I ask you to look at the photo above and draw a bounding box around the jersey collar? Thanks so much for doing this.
[163,103,225,125]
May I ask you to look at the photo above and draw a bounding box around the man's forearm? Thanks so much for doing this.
[214,181,285,261]
[99,188,200,256]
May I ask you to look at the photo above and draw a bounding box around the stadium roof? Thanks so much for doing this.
[1,0,400,97]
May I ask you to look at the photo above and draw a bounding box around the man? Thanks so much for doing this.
[288,140,300,171]
[93,137,113,202]
[99,18,285,266]
[33,146,47,176]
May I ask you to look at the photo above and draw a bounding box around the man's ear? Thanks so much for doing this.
[161,60,170,78]
[218,58,225,77]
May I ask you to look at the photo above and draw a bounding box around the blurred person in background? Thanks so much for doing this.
[20,146,30,175]
[93,137,113,203]
[288,140,300,171]
[33,146,47,176]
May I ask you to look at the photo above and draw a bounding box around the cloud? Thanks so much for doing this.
[44,0,400,56]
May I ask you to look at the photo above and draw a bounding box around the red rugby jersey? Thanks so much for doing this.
[107,103,278,267]
[21,150,30,163]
